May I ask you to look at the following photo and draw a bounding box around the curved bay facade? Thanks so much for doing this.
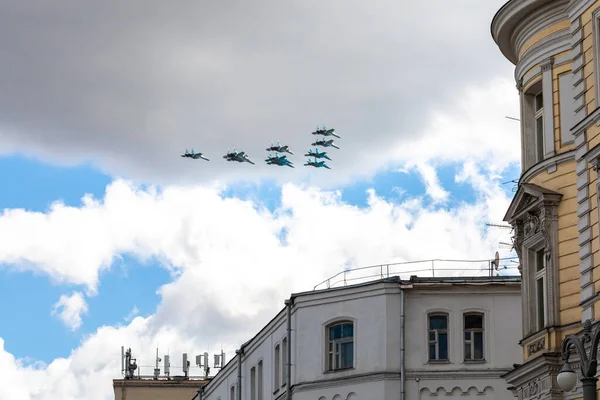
[492,0,600,398]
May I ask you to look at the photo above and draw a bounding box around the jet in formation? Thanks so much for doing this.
[181,149,210,161]
[311,138,339,149]
[266,141,294,155]
[311,125,340,138]
[304,158,331,169]
[304,148,331,160]
[223,148,255,164]
[265,154,294,168]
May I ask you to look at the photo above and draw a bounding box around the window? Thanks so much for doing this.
[535,249,546,330]
[274,344,280,388]
[428,314,448,361]
[250,366,256,400]
[534,92,544,162]
[464,313,484,361]
[257,360,263,400]
[230,385,235,400]
[327,321,354,371]
[281,337,287,386]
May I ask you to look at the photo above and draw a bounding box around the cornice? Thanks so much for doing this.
[520,150,575,184]
[405,368,512,380]
[572,106,600,138]
[568,0,598,21]
[292,371,400,393]
[491,0,568,65]
[515,29,570,82]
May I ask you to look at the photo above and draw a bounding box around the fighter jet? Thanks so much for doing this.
[311,138,339,149]
[311,125,340,138]
[304,158,331,169]
[181,148,209,161]
[223,148,255,164]
[265,154,294,168]
[266,141,294,155]
[304,148,331,160]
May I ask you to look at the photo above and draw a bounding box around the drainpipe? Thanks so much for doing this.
[400,288,405,400]
[196,385,204,400]
[285,298,293,400]
[236,348,244,400]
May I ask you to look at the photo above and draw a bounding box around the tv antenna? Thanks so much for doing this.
[502,179,519,192]
[154,348,161,380]
[486,223,513,230]
[505,116,520,121]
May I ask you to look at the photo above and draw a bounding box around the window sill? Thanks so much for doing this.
[463,359,486,364]
[324,367,354,374]
[427,360,450,364]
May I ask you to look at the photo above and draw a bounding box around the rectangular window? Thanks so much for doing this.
[281,337,287,386]
[534,91,544,162]
[327,322,354,371]
[535,249,546,330]
[463,313,484,361]
[274,344,280,388]
[250,367,256,400]
[257,361,263,400]
[428,314,448,361]
[230,385,235,400]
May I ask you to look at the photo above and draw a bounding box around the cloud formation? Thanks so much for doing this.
[51,292,89,331]
[0,0,516,186]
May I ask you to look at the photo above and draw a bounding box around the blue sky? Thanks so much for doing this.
[0,153,519,364]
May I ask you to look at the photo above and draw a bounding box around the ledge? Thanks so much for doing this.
[520,149,575,184]
[491,0,568,65]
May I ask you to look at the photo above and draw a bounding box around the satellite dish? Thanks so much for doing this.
[494,251,500,270]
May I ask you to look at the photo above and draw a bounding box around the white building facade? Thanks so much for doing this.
[194,276,522,400]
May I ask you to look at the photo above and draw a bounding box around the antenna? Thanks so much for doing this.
[164,354,170,378]
[121,346,125,376]
[505,116,520,121]
[486,223,512,229]
[183,353,190,378]
[154,348,161,380]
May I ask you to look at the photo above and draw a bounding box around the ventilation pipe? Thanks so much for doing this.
[285,298,293,400]
[400,288,405,400]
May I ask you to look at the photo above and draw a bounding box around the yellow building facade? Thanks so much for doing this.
[492,0,600,398]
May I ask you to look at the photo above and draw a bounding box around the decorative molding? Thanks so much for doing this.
[571,107,600,138]
[568,0,598,21]
[527,337,546,355]
[540,57,554,72]
[492,0,569,64]
[515,30,570,84]
[419,385,494,397]
[519,150,575,185]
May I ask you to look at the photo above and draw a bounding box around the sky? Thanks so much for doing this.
[0,1,522,399]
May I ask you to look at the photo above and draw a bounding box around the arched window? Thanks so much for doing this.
[428,313,448,361]
[327,321,354,371]
[463,312,484,361]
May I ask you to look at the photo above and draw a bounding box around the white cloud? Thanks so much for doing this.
[413,163,449,203]
[0,162,519,399]
[124,306,140,322]
[51,292,88,331]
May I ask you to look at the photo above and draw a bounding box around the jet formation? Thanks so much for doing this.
[181,125,341,170]
[304,125,341,169]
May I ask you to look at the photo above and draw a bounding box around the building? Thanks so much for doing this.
[193,275,521,400]
[491,0,600,398]
[113,377,209,400]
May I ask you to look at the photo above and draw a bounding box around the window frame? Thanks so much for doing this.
[281,337,287,387]
[463,312,485,362]
[257,360,263,400]
[427,313,449,362]
[250,366,256,400]
[274,343,280,389]
[229,384,235,400]
[325,320,355,372]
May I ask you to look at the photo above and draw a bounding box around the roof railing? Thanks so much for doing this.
[313,257,519,290]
